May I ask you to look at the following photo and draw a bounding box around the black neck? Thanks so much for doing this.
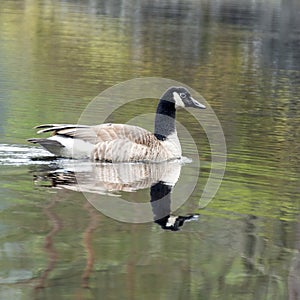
[150,181,172,220]
[150,181,194,231]
[154,99,176,141]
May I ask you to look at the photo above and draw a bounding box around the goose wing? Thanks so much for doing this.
[35,123,157,146]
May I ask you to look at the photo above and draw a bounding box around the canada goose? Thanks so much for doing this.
[28,86,206,162]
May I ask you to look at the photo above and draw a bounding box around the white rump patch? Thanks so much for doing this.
[173,92,185,107]
[50,136,94,159]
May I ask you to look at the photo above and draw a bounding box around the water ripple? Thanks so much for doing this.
[0,144,54,166]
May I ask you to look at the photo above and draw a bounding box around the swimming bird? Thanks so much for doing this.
[28,86,206,162]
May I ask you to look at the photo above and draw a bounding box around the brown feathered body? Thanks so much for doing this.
[28,123,181,162]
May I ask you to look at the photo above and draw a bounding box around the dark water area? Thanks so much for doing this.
[0,0,300,299]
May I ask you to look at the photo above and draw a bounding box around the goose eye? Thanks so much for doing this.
[179,93,187,99]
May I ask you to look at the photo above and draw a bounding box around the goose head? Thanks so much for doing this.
[162,87,206,109]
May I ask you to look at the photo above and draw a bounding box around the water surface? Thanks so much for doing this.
[0,0,300,299]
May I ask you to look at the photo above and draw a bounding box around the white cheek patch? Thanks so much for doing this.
[173,92,185,107]
[166,216,177,227]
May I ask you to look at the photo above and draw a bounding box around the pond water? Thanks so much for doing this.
[1,0,300,299]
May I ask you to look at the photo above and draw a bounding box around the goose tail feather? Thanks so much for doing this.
[35,124,90,134]
[27,138,65,156]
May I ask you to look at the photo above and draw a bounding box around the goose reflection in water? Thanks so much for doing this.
[33,159,198,231]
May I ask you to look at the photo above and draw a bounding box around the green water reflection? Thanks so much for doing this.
[0,0,300,299]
